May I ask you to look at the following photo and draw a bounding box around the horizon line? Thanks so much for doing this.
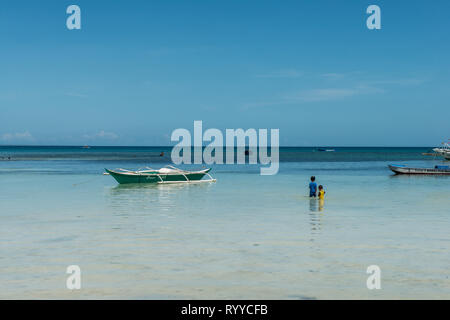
[0,144,435,148]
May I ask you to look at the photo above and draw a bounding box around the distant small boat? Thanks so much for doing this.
[388,164,450,175]
[317,148,335,152]
[104,165,216,184]
[82,145,91,149]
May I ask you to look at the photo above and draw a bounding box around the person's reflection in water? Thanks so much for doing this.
[309,198,318,212]
[319,198,324,212]
[308,198,321,246]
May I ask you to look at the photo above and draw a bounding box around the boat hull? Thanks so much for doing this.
[105,168,212,184]
[433,148,450,154]
[388,165,450,175]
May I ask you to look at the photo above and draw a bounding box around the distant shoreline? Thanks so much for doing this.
[0,145,435,148]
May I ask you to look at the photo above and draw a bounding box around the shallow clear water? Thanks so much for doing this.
[0,147,449,299]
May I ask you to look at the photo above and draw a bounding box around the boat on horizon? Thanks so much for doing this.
[317,148,335,152]
[104,165,216,184]
[388,164,450,175]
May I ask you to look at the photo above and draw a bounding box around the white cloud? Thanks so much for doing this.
[321,73,346,79]
[83,130,119,140]
[320,71,363,80]
[244,85,383,108]
[1,131,34,142]
[65,92,88,98]
[285,88,358,102]
[369,78,426,86]
[147,45,213,56]
[284,85,383,102]
[255,69,303,79]
[97,130,119,139]
[320,72,426,86]
[244,71,427,108]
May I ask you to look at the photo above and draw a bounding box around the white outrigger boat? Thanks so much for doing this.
[104,165,216,184]
[432,140,450,155]
[388,164,450,175]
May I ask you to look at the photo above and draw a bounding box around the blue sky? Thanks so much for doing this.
[0,0,449,146]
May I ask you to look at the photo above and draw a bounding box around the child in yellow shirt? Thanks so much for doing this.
[318,185,325,199]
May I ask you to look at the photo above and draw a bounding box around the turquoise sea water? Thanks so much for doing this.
[0,146,449,299]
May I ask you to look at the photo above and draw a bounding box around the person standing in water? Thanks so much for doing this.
[309,176,317,197]
[318,185,325,211]
[318,185,325,200]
